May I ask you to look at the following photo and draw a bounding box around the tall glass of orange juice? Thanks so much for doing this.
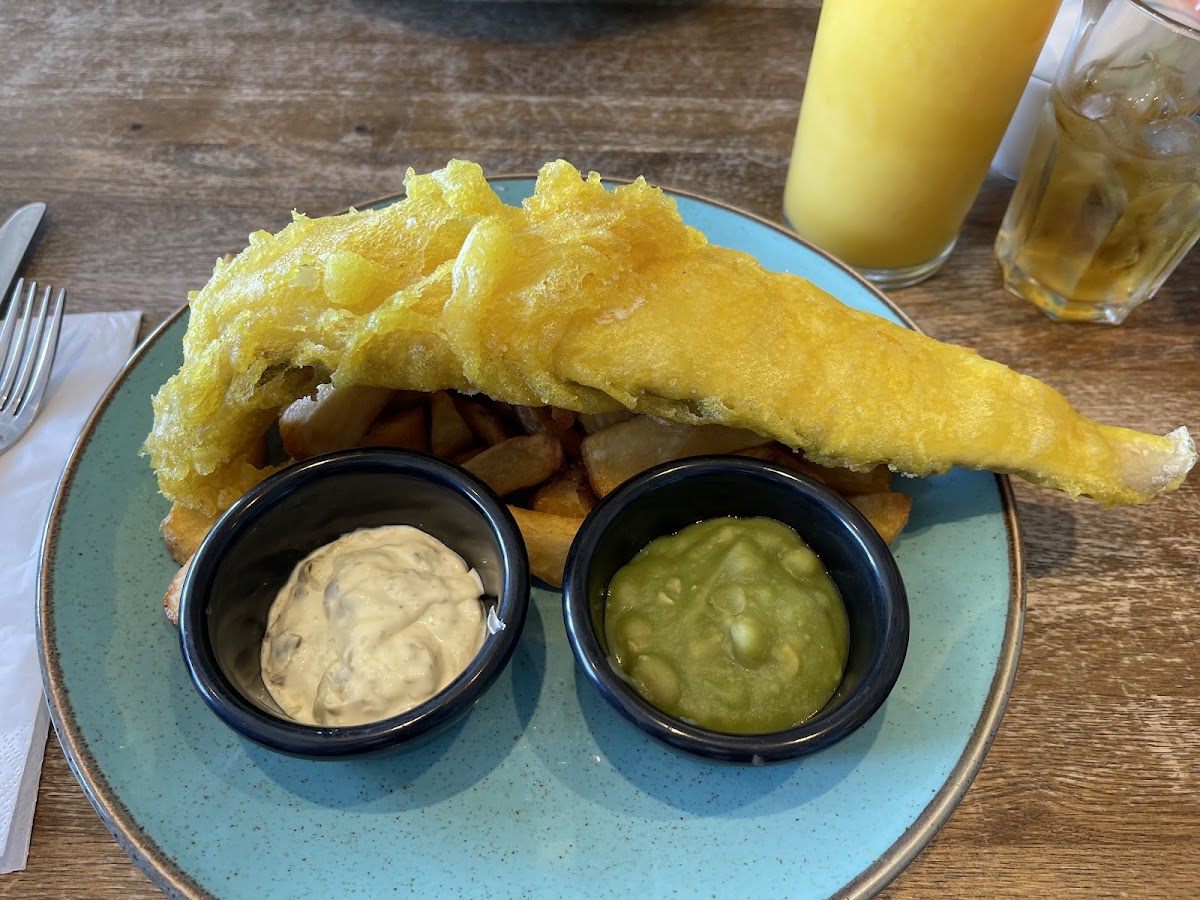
[784,0,1062,289]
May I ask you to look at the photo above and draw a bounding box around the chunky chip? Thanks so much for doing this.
[582,417,769,497]
[506,506,585,589]
[157,388,914,617]
[462,432,564,497]
[279,384,393,461]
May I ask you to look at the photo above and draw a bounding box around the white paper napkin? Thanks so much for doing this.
[0,310,141,874]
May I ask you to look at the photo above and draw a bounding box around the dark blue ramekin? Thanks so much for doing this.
[562,455,908,765]
[179,449,530,758]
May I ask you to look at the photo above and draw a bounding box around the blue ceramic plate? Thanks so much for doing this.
[39,177,1022,899]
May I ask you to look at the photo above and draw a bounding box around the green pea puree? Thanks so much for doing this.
[604,516,848,733]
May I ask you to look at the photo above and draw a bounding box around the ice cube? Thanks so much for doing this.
[1090,53,1180,118]
[1140,117,1200,157]
[1127,71,1172,117]
[1076,89,1116,121]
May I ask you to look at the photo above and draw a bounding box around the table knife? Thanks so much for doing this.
[0,201,46,306]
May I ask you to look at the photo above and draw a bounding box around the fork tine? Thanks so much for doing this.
[0,277,21,374]
[12,285,64,420]
[7,283,53,414]
[0,279,36,408]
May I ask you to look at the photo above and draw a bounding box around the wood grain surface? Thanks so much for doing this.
[3,1,1197,897]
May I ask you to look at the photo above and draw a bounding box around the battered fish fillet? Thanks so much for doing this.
[143,159,1195,515]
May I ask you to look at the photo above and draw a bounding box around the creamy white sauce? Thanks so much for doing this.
[260,525,487,726]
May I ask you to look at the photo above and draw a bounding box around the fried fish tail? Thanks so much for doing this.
[1066,424,1194,505]
[543,245,1196,506]
[142,159,1195,515]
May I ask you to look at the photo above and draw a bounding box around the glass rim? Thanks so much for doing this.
[1128,0,1200,41]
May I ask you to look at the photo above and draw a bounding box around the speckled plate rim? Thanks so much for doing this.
[37,174,1025,900]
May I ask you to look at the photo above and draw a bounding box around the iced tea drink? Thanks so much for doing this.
[996,0,1200,324]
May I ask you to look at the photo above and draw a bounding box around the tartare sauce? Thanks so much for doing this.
[260,525,487,726]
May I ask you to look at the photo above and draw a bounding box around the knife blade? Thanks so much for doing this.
[0,201,46,307]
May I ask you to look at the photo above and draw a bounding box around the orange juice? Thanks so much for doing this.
[784,0,1061,285]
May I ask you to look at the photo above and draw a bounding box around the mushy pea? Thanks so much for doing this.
[604,517,849,734]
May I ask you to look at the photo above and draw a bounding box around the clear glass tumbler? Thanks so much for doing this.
[784,0,1061,289]
[995,0,1200,324]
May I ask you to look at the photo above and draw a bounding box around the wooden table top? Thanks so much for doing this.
[4,1,1197,896]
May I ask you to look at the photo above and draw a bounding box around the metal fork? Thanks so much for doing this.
[0,278,65,454]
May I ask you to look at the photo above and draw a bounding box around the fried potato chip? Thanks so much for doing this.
[463,432,564,496]
[736,444,892,495]
[507,505,584,588]
[582,416,769,497]
[735,443,808,472]
[795,459,892,496]
[359,404,429,452]
[456,396,511,447]
[578,410,634,434]
[279,383,393,460]
[559,429,582,463]
[430,390,474,458]
[514,405,576,434]
[452,446,484,465]
[162,377,919,614]
[531,466,598,518]
[848,492,913,544]
[382,389,427,412]
[161,503,218,566]
[163,557,191,625]
[514,405,582,460]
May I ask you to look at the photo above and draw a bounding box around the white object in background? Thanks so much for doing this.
[992,1,1084,179]
[0,310,141,874]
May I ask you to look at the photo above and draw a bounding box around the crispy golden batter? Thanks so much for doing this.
[143,159,1194,514]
